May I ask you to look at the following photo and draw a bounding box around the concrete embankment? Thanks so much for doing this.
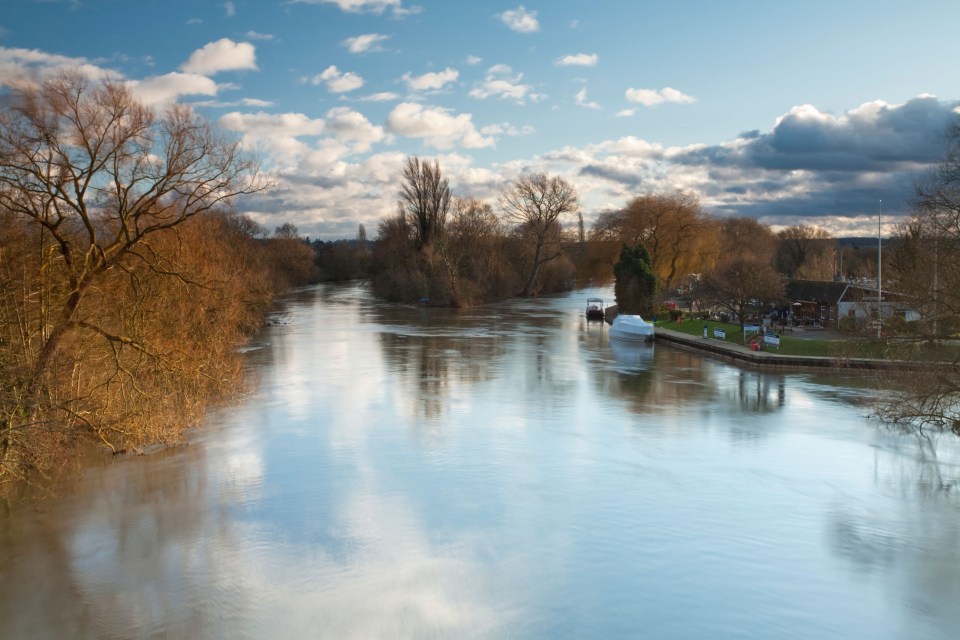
[653,327,906,371]
[604,303,912,371]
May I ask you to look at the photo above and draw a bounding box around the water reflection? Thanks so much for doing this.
[2,284,960,639]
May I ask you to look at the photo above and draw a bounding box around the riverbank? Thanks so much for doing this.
[653,326,900,370]
[604,302,913,370]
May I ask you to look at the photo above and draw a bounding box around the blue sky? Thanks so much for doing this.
[2,0,959,239]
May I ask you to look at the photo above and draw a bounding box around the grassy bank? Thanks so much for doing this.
[654,318,888,359]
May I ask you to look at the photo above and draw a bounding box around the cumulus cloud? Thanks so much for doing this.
[220,110,327,168]
[128,72,219,105]
[192,97,275,108]
[290,0,420,17]
[577,96,960,231]
[220,111,326,139]
[469,64,544,105]
[556,53,598,67]
[311,65,364,92]
[402,67,458,92]
[683,96,954,173]
[466,55,482,66]
[480,122,534,137]
[499,6,539,33]
[387,102,494,149]
[574,87,600,110]
[0,46,120,88]
[180,39,257,75]
[324,106,385,152]
[625,86,696,107]
[359,91,400,102]
[343,33,389,54]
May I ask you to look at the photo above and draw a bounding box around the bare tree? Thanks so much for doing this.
[399,157,450,250]
[499,173,580,296]
[875,119,960,435]
[700,217,783,325]
[775,224,835,280]
[0,71,268,481]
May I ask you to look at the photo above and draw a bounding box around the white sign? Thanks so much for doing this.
[713,328,726,340]
[764,334,780,348]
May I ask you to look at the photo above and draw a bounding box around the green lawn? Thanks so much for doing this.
[655,319,888,359]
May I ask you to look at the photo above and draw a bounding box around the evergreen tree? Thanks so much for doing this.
[614,245,659,316]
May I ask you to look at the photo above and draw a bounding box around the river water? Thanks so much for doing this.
[2,283,960,639]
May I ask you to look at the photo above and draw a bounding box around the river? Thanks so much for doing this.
[2,283,959,639]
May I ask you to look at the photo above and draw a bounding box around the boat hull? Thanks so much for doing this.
[585,298,605,321]
[609,315,655,342]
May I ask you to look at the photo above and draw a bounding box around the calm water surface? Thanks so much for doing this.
[3,283,960,639]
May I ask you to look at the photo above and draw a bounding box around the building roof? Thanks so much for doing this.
[785,280,850,305]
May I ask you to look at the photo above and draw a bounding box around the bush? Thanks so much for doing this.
[838,316,857,333]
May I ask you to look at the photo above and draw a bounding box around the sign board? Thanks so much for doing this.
[764,334,781,348]
[713,328,726,340]
[743,324,760,333]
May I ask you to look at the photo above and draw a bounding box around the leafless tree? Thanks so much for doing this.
[399,157,450,250]
[874,119,960,435]
[700,217,783,325]
[499,173,580,296]
[775,224,835,280]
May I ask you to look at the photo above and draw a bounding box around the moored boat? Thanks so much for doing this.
[609,314,655,342]
[585,297,605,321]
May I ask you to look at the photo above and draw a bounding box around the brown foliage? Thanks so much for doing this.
[0,72,272,488]
[592,192,718,291]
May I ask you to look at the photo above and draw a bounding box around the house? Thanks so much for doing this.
[783,280,850,326]
[784,279,918,329]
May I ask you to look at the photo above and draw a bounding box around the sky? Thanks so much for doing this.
[2,0,959,240]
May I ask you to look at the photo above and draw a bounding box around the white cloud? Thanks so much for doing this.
[556,53,598,67]
[245,31,275,41]
[324,106,385,152]
[625,86,696,107]
[128,72,219,105]
[480,122,534,137]
[312,65,364,92]
[290,0,419,17]
[469,64,544,105]
[466,55,482,66]
[0,46,122,88]
[600,136,666,159]
[192,97,276,108]
[343,33,390,54]
[574,87,601,110]
[616,109,636,118]
[219,111,327,168]
[180,39,257,75]
[402,67,458,92]
[223,1,236,17]
[220,111,326,138]
[387,102,494,149]
[359,91,400,102]
[499,5,539,33]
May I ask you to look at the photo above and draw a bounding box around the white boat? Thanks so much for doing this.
[609,314,655,342]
